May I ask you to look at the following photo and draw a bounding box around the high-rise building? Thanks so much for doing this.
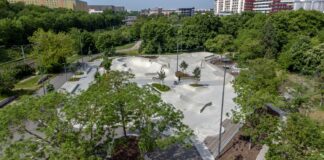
[88,5,125,13]
[215,0,295,14]
[293,0,324,12]
[8,0,88,11]
[214,0,245,15]
[178,7,195,16]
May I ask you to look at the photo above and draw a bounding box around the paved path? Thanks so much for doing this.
[117,40,142,53]
[34,54,102,96]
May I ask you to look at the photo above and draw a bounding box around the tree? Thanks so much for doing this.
[204,34,234,54]
[192,67,201,83]
[0,69,16,94]
[102,57,112,71]
[232,59,284,146]
[29,29,75,73]
[157,68,166,84]
[0,71,192,159]
[267,114,324,160]
[180,60,188,72]
[261,21,280,59]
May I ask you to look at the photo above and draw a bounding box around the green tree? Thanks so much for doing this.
[261,21,279,59]
[29,29,75,73]
[180,60,188,72]
[0,71,191,159]
[267,114,324,160]
[204,34,234,54]
[157,68,166,84]
[0,69,16,94]
[192,67,201,83]
[232,59,284,145]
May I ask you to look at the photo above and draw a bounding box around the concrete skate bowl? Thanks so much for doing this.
[117,57,170,77]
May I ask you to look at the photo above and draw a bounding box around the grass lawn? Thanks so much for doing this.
[0,94,8,101]
[14,75,43,90]
[152,83,171,92]
[118,49,140,55]
[116,42,136,50]
[67,54,81,64]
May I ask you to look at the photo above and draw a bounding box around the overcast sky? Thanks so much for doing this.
[84,0,214,11]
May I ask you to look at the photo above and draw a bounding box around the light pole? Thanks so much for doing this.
[217,59,228,159]
[64,63,67,82]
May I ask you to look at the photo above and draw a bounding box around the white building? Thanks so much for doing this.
[214,0,245,15]
[293,0,324,12]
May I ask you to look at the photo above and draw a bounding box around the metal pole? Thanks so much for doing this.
[21,45,25,63]
[64,63,67,82]
[217,62,227,159]
[42,67,46,95]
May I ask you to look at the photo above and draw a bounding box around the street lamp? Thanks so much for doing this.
[217,58,229,159]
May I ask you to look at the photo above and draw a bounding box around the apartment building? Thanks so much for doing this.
[215,0,296,14]
[214,0,245,15]
[8,0,88,11]
[293,0,324,12]
[88,5,125,13]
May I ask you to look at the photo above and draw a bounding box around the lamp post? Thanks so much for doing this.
[217,59,228,159]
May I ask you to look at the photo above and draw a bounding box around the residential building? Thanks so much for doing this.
[8,0,88,11]
[140,8,176,16]
[123,16,137,26]
[214,0,245,15]
[215,0,295,14]
[293,0,324,12]
[88,5,125,13]
[178,7,195,16]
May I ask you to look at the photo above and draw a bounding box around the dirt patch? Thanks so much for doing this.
[219,131,262,160]
[309,110,324,124]
[112,136,140,160]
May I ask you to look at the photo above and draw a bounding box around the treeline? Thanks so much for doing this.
[0,0,126,46]
[139,10,324,75]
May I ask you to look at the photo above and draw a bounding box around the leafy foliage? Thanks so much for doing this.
[29,29,75,73]
[0,71,191,159]
[267,114,324,160]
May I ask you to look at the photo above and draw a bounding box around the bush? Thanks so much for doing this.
[46,84,55,92]
[13,64,35,80]
[102,58,112,71]
[75,71,84,76]
[152,83,170,92]
[69,77,80,82]
[0,70,16,94]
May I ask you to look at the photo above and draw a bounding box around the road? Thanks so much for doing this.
[35,53,102,96]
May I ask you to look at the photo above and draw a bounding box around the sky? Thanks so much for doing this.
[84,0,214,11]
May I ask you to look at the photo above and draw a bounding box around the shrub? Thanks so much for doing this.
[152,83,170,92]
[69,77,80,82]
[102,58,112,71]
[13,64,35,80]
[46,84,55,92]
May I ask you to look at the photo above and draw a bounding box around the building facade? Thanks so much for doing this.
[178,7,195,16]
[8,0,88,11]
[214,0,245,15]
[88,5,125,13]
[215,0,297,14]
[293,0,324,12]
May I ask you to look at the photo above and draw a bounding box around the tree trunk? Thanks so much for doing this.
[120,104,127,137]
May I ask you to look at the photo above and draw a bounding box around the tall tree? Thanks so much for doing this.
[29,29,75,73]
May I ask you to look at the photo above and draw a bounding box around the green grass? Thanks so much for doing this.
[67,54,81,64]
[75,71,84,75]
[116,42,136,50]
[152,83,171,92]
[14,75,43,90]
[0,94,8,101]
[69,77,81,82]
[118,49,140,55]
[190,83,204,87]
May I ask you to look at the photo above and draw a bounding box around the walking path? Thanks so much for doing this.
[117,40,142,53]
